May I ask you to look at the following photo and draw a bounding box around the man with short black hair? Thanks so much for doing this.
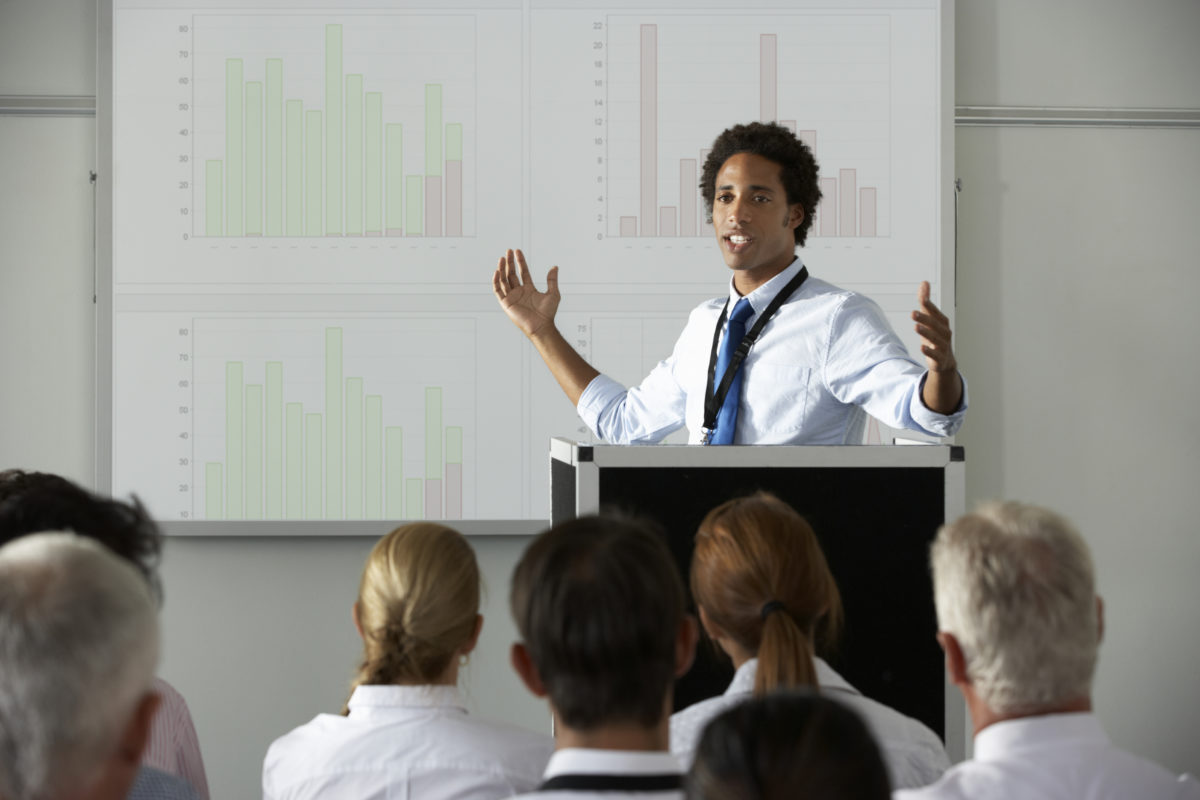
[896,502,1200,799]
[493,121,966,445]
[509,515,699,799]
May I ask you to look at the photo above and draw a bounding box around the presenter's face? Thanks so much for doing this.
[712,152,804,294]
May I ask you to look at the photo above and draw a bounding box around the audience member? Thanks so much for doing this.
[671,492,949,789]
[896,501,1200,799]
[509,514,699,799]
[0,533,197,800]
[262,522,552,799]
[0,469,210,800]
[686,691,891,800]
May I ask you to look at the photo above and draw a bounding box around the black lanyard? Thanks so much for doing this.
[701,265,809,443]
[538,773,683,792]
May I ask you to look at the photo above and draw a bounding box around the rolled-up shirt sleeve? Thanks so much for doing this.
[576,359,689,445]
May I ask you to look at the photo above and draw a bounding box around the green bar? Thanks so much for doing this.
[325,327,342,518]
[225,362,244,518]
[325,24,343,235]
[365,395,382,519]
[345,75,363,235]
[226,59,244,236]
[265,60,283,236]
[385,124,403,232]
[306,413,322,519]
[446,426,462,463]
[425,387,442,479]
[285,100,303,236]
[386,427,403,518]
[365,93,382,234]
[406,478,423,519]
[206,160,222,236]
[285,403,303,519]
[244,81,263,236]
[306,110,322,235]
[265,362,283,519]
[425,84,442,176]
[405,175,422,235]
[244,384,263,519]
[446,123,463,161]
[205,463,223,520]
[345,378,363,519]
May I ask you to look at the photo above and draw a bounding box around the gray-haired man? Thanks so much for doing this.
[897,502,1199,799]
[0,533,197,800]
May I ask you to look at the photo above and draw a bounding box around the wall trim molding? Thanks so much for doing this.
[0,95,96,117]
[4,95,1199,128]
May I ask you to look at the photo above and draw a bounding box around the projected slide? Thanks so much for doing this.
[109,0,948,524]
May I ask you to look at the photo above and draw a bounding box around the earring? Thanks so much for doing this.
[460,654,469,667]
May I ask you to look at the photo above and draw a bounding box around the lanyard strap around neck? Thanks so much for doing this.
[702,265,809,437]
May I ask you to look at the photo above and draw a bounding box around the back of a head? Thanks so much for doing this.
[349,522,480,696]
[686,691,891,800]
[0,469,162,600]
[690,492,842,694]
[0,532,160,800]
[931,500,1099,714]
[510,514,686,731]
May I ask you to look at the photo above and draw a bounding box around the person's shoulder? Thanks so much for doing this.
[127,766,200,800]
[670,693,744,758]
[453,714,555,758]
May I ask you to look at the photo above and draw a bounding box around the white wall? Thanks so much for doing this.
[2,1,1199,795]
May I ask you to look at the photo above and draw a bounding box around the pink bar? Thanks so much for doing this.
[425,176,442,237]
[700,148,712,234]
[779,120,796,134]
[365,231,382,237]
[445,160,463,237]
[425,478,442,520]
[760,35,777,123]
[839,168,856,237]
[798,130,816,153]
[819,177,837,237]
[680,159,697,237]
[386,228,403,236]
[445,463,462,519]
[619,216,638,237]
[860,187,876,236]
[659,206,677,237]
[640,24,657,237]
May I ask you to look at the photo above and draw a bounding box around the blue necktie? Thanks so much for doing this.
[710,298,754,445]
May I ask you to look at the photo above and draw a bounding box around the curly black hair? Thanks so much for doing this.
[0,469,163,603]
[700,121,823,246]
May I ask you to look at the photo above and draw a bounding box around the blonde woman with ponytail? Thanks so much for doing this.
[670,493,951,791]
[263,523,552,800]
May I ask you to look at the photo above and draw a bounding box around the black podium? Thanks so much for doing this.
[549,438,968,761]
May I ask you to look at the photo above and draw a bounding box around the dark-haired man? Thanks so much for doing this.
[508,515,698,798]
[493,121,966,445]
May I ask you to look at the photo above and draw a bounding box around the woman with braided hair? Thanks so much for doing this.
[263,523,552,799]
[669,492,950,791]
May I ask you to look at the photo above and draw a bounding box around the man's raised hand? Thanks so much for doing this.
[912,281,957,374]
[492,248,561,340]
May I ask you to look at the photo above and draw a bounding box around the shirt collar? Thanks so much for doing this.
[346,684,467,716]
[973,712,1109,762]
[544,749,682,779]
[726,255,805,317]
[724,656,860,698]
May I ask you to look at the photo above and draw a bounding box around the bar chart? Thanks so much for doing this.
[191,15,474,239]
[191,317,475,521]
[605,15,891,240]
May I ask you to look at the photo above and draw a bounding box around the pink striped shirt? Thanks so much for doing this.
[143,677,210,800]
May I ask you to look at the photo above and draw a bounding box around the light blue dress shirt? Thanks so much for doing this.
[576,258,967,445]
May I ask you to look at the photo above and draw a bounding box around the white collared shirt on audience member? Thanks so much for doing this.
[671,657,949,790]
[262,684,552,800]
[893,712,1200,800]
[514,748,684,800]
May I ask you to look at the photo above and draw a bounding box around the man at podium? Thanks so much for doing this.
[493,122,966,445]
